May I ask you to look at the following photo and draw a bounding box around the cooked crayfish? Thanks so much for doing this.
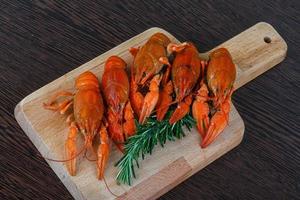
[130,33,171,124]
[167,42,202,124]
[207,48,236,108]
[43,71,109,179]
[192,48,236,147]
[101,56,136,151]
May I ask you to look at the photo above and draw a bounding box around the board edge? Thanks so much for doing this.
[14,101,87,200]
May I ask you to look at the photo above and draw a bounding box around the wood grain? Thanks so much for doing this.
[118,157,192,200]
[1,1,300,200]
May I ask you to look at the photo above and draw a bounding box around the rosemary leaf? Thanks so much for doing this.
[115,111,195,185]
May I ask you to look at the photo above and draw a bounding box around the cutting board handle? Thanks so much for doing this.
[207,22,287,89]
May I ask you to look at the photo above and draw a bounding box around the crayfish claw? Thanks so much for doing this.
[65,122,78,176]
[192,82,210,139]
[169,95,192,124]
[156,81,173,121]
[201,114,227,148]
[201,99,231,148]
[123,102,136,139]
[139,75,162,124]
[97,123,110,180]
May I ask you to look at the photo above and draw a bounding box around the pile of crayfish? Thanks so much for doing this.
[43,33,236,180]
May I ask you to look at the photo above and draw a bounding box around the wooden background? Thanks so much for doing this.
[1,1,299,199]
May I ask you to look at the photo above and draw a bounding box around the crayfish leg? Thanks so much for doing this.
[59,101,73,114]
[43,91,73,114]
[43,99,72,113]
[43,91,73,106]
[45,91,73,104]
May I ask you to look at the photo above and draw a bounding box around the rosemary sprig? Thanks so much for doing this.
[115,111,195,185]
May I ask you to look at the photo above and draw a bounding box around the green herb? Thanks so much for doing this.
[115,111,195,185]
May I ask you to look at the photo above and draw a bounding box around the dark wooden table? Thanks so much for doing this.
[1,1,299,199]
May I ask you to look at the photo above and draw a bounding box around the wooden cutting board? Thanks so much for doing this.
[15,22,287,200]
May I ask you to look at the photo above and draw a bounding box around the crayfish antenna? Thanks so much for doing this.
[84,149,97,162]
[152,99,179,114]
[45,142,86,163]
[103,176,121,198]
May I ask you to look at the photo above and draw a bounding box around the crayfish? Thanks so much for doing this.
[129,33,172,124]
[166,42,203,124]
[101,56,136,152]
[43,71,109,180]
[192,48,236,148]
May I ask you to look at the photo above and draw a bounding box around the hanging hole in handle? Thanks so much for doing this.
[264,36,271,43]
